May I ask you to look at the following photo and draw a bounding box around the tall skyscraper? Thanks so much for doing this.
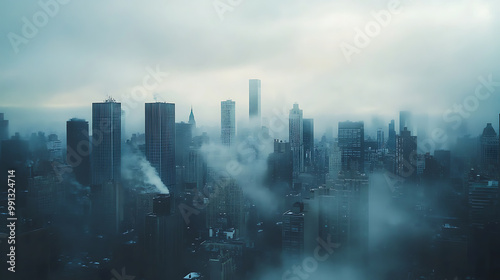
[289,104,304,178]
[0,113,8,141]
[91,98,121,185]
[189,106,196,128]
[327,141,341,185]
[221,100,236,146]
[399,111,412,133]
[145,102,176,194]
[376,128,385,151]
[387,120,396,152]
[338,121,364,173]
[175,122,193,167]
[303,118,314,171]
[67,118,90,186]
[395,127,417,181]
[480,123,498,174]
[267,139,293,188]
[249,79,261,124]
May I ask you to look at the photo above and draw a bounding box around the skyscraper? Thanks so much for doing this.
[189,106,196,128]
[145,102,176,194]
[399,111,412,133]
[289,104,304,178]
[67,118,90,186]
[0,113,8,141]
[480,123,498,174]
[221,100,236,146]
[175,122,193,167]
[267,139,293,188]
[338,121,364,173]
[303,118,314,171]
[395,127,417,181]
[377,128,385,151]
[249,79,261,124]
[387,120,396,152]
[91,98,121,185]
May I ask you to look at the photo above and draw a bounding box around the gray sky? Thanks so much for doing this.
[1,0,499,139]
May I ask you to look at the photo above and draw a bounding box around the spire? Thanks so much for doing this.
[188,106,196,128]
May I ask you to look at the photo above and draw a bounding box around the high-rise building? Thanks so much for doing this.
[399,111,412,133]
[67,118,90,186]
[145,194,182,279]
[289,104,304,178]
[0,113,8,141]
[395,127,417,181]
[377,128,385,151]
[480,123,498,173]
[267,139,293,188]
[189,106,196,128]
[175,122,193,167]
[221,100,236,146]
[145,102,176,194]
[303,118,314,172]
[327,141,342,185]
[91,98,121,185]
[387,120,396,152]
[46,134,62,161]
[249,79,261,124]
[206,177,244,232]
[338,121,364,173]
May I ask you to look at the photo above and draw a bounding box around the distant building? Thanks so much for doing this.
[387,120,396,152]
[338,121,364,173]
[249,79,261,125]
[395,127,417,181]
[91,99,121,185]
[289,104,304,178]
[206,178,244,234]
[145,102,176,194]
[480,123,498,174]
[0,113,8,141]
[175,122,193,167]
[303,119,314,172]
[267,139,293,188]
[377,128,385,151]
[189,107,197,128]
[67,118,90,186]
[468,179,499,229]
[327,141,342,185]
[46,134,62,161]
[399,111,412,133]
[221,100,236,146]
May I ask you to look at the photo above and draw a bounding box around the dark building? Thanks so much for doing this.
[387,119,396,152]
[480,123,498,175]
[221,100,236,147]
[175,122,193,167]
[0,113,8,141]
[249,79,261,125]
[395,127,417,181]
[267,139,293,189]
[399,110,412,133]
[145,102,176,194]
[434,150,451,179]
[338,121,364,173]
[91,99,121,185]
[67,118,90,186]
[145,194,183,280]
[189,107,197,128]
[289,104,304,178]
[303,118,314,172]
[377,128,385,151]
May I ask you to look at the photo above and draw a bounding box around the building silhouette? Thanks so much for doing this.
[480,123,498,174]
[267,139,293,188]
[176,122,193,167]
[338,121,364,173]
[0,113,8,141]
[91,99,121,185]
[303,118,314,172]
[145,102,176,194]
[67,118,90,186]
[395,127,417,181]
[387,119,396,152]
[289,104,304,178]
[189,106,197,128]
[399,111,412,133]
[221,100,236,146]
[249,79,261,125]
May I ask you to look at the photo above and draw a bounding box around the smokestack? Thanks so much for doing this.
[153,194,171,216]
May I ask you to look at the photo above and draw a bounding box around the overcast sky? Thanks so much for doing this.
[1,0,499,139]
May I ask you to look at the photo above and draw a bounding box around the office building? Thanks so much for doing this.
[395,127,417,181]
[221,100,236,146]
[289,104,304,178]
[67,118,90,186]
[338,121,364,173]
[303,118,314,171]
[145,102,176,194]
[249,79,261,125]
